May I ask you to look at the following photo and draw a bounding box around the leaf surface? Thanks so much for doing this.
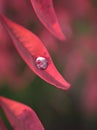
[0,96,44,130]
[0,14,70,90]
[30,0,65,40]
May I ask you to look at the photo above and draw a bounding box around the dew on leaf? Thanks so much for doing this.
[35,56,48,70]
[0,14,70,90]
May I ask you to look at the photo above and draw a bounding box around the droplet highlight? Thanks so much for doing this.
[35,57,48,70]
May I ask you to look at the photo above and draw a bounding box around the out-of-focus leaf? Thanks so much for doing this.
[30,0,65,40]
[0,14,70,90]
[0,96,44,130]
[0,117,7,130]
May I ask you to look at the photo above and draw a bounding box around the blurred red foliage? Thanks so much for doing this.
[0,0,97,129]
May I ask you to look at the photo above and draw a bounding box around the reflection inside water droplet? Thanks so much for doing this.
[35,57,48,70]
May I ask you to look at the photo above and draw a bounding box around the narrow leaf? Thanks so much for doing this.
[0,14,70,90]
[0,96,44,130]
[30,0,65,40]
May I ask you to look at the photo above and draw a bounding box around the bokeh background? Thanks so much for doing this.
[0,0,97,129]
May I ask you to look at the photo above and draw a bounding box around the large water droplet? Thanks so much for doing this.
[35,57,48,70]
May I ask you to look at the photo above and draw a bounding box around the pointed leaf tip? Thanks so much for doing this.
[0,96,44,130]
[30,0,65,40]
[0,14,71,90]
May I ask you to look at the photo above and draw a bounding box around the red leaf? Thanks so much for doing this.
[0,14,70,90]
[30,0,65,40]
[0,96,44,130]
[0,117,7,130]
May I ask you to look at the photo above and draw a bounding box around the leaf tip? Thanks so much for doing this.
[52,22,66,41]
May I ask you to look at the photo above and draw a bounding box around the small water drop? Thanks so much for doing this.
[35,57,48,70]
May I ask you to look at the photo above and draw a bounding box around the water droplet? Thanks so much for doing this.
[35,57,48,70]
